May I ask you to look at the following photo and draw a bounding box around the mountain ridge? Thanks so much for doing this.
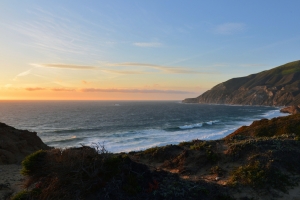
[183,60,300,106]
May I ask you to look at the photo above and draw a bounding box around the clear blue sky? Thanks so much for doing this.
[0,0,300,100]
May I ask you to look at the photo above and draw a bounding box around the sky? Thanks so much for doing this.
[1,1,300,100]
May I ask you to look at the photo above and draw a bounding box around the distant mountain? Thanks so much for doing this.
[183,60,300,106]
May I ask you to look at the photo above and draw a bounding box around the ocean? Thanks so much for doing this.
[0,101,288,153]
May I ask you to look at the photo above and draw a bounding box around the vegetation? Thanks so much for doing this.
[21,150,47,176]
[11,191,30,200]
[184,60,300,106]
[11,114,300,199]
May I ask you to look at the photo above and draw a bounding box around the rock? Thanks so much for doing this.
[0,122,51,164]
[225,114,300,139]
[280,105,300,114]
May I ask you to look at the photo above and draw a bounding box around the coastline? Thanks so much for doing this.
[0,101,289,153]
[105,106,289,153]
[3,113,300,199]
[1,111,300,199]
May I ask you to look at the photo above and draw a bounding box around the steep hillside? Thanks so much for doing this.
[0,122,51,164]
[183,60,300,106]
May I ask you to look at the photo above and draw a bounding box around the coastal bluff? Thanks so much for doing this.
[0,122,50,164]
[183,60,300,106]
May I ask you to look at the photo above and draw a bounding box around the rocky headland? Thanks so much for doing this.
[0,122,50,164]
[183,60,300,107]
[3,114,300,200]
[0,123,50,199]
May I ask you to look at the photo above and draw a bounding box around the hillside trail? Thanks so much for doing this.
[0,164,23,200]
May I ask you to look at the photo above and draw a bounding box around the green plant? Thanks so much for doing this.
[178,141,193,147]
[205,149,218,162]
[21,150,47,175]
[143,146,159,155]
[228,161,266,187]
[11,191,30,200]
[190,141,207,150]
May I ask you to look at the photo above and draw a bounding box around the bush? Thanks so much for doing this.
[190,141,207,150]
[228,161,266,187]
[11,191,30,200]
[17,146,159,199]
[21,150,47,176]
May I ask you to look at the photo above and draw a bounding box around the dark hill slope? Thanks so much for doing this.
[183,60,300,106]
[0,122,50,164]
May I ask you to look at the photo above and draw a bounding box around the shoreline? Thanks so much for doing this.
[4,113,300,200]
[40,105,289,153]
[1,112,299,199]
[119,110,291,153]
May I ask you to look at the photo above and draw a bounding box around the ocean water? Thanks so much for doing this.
[0,101,288,153]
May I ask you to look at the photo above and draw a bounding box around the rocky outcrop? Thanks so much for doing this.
[280,105,300,114]
[0,122,50,164]
[183,60,300,106]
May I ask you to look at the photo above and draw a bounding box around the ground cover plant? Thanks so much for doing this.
[13,145,232,200]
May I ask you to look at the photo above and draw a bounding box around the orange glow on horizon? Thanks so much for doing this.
[0,89,194,101]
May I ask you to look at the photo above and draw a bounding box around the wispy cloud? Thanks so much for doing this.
[25,87,46,91]
[22,87,193,94]
[133,42,162,47]
[30,63,146,74]
[24,87,74,92]
[80,88,193,94]
[6,7,106,60]
[29,62,210,74]
[13,69,33,80]
[105,62,210,74]
[51,88,75,92]
[101,69,146,75]
[31,63,98,70]
[214,23,246,35]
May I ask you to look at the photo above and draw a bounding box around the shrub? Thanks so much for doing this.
[11,191,30,200]
[190,141,207,150]
[21,150,47,176]
[228,161,266,187]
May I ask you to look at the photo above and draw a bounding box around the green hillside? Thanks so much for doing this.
[183,60,300,106]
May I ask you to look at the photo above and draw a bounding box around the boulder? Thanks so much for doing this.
[280,105,300,114]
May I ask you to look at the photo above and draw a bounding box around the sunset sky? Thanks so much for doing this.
[1,1,300,100]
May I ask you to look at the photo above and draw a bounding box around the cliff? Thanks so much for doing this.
[183,60,300,106]
[0,122,50,164]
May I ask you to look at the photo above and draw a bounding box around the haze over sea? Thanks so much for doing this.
[0,101,288,153]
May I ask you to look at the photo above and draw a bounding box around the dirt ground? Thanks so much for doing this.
[0,164,23,200]
[130,140,300,200]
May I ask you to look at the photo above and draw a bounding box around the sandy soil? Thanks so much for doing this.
[0,165,23,200]
[130,141,300,200]
[280,185,300,200]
